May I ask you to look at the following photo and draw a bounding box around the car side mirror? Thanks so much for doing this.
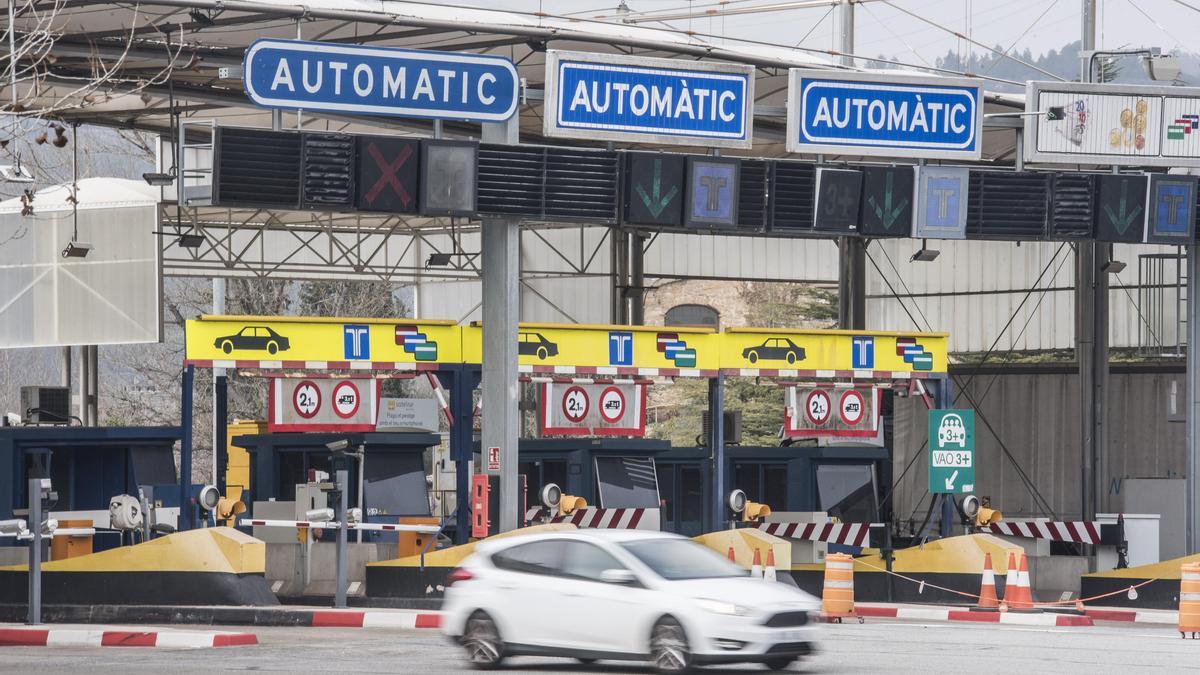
[600,568,637,585]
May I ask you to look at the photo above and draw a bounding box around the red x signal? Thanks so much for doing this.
[365,142,413,207]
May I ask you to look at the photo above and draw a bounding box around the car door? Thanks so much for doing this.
[487,540,568,647]
[551,540,657,655]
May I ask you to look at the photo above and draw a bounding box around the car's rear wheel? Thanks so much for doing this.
[786,352,796,364]
[649,617,691,674]
[748,351,758,364]
[537,346,548,360]
[462,611,504,669]
[267,341,278,355]
[763,656,795,671]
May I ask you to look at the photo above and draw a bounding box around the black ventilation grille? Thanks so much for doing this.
[770,160,816,231]
[302,133,354,209]
[1048,173,1095,240]
[213,127,301,207]
[738,160,769,231]
[477,144,544,217]
[544,147,618,222]
[967,171,1050,240]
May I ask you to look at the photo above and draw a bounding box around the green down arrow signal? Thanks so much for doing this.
[1103,179,1143,235]
[867,171,909,231]
[635,158,679,218]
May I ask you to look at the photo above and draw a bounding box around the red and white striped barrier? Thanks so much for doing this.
[987,520,1102,544]
[242,519,439,533]
[853,604,1093,627]
[525,507,660,530]
[310,610,442,629]
[757,522,876,547]
[0,627,257,648]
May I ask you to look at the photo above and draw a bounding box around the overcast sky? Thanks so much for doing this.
[490,0,1199,67]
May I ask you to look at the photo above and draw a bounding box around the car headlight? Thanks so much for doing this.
[695,598,753,617]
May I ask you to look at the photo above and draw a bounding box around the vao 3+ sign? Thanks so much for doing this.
[243,39,519,122]
[928,409,975,495]
[788,70,983,161]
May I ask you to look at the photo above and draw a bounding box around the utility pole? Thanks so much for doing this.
[1077,0,1107,527]
[836,0,866,331]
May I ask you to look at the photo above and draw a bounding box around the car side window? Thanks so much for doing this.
[559,541,628,582]
[491,540,564,576]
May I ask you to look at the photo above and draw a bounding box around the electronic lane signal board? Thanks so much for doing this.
[624,152,685,226]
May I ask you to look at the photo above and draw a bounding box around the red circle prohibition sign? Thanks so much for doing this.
[839,389,866,426]
[293,380,321,419]
[561,386,590,423]
[599,386,626,424]
[332,380,362,419]
[805,389,831,426]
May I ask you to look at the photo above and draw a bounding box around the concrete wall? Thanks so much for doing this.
[891,366,1187,530]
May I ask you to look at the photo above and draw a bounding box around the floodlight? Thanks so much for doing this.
[61,241,93,258]
[1142,54,1181,82]
[426,252,453,268]
[177,232,205,248]
[727,488,747,514]
[188,8,216,26]
[325,439,351,455]
[1102,260,1127,275]
[910,246,940,262]
[0,519,27,536]
[198,485,221,511]
[142,172,175,186]
[540,483,562,510]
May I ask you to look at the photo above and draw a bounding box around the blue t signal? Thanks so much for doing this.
[343,324,370,360]
[609,331,633,366]
[851,336,874,369]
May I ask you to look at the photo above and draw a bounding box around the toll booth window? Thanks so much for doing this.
[594,456,660,508]
[364,452,429,517]
[815,464,878,523]
[131,447,177,486]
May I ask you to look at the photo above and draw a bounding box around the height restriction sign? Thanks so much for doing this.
[928,409,975,494]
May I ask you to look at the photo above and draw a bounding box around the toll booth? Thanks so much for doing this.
[232,431,439,540]
[655,444,890,537]
[0,426,184,552]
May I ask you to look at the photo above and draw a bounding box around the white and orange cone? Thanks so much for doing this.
[764,548,778,582]
[751,548,763,579]
[1000,551,1019,611]
[973,552,1000,611]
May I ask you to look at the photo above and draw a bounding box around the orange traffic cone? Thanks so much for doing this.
[973,552,999,611]
[764,549,778,583]
[1006,552,1039,612]
[728,545,736,562]
[999,551,1018,611]
[751,548,763,579]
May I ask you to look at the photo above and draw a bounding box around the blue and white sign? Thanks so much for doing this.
[787,70,983,161]
[544,50,755,149]
[243,39,519,122]
[913,166,969,239]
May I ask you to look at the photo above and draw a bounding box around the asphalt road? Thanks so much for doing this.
[2,619,1198,673]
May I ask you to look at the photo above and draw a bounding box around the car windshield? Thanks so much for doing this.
[620,539,747,580]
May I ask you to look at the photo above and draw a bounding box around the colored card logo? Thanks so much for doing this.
[896,337,933,371]
[343,324,370,360]
[395,325,439,361]
[1168,114,1199,140]
[656,332,697,368]
[851,336,875,369]
[608,331,634,366]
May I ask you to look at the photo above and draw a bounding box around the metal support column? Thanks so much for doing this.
[79,344,90,424]
[87,345,98,425]
[630,231,646,325]
[442,367,479,544]
[26,478,42,625]
[334,467,348,608]
[481,116,520,533]
[1188,246,1200,554]
[61,347,71,391]
[936,377,954,536]
[708,374,726,529]
[611,227,629,324]
[1077,0,1105,523]
[212,277,226,489]
[180,365,194,531]
[835,0,866,331]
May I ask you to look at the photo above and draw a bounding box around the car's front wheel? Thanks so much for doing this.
[462,611,505,669]
[649,617,691,674]
[762,656,795,671]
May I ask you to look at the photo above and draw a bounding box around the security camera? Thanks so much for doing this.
[61,241,93,258]
[1142,54,1181,82]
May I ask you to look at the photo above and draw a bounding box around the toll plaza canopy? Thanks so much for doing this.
[184,315,948,379]
[6,0,1025,164]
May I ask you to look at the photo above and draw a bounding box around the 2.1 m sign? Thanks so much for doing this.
[787,70,983,161]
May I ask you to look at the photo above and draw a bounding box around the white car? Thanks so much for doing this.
[442,529,820,672]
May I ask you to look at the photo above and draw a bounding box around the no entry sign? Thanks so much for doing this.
[270,377,379,432]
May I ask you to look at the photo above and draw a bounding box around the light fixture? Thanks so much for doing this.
[325,439,351,456]
[1142,53,1181,82]
[176,232,204,248]
[142,171,175,186]
[0,164,34,183]
[1102,259,1127,275]
[910,239,940,262]
[426,252,453,268]
[61,241,93,258]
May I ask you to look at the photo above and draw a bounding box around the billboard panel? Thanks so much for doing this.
[1024,80,1200,167]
